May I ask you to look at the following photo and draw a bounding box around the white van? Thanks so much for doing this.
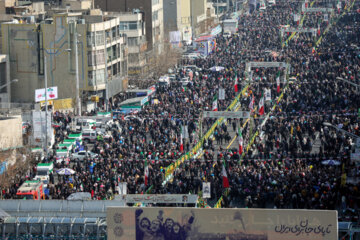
[33,162,54,188]
[82,130,97,144]
[76,119,96,131]
[158,76,170,87]
[55,149,71,164]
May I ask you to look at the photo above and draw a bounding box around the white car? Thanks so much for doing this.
[71,151,98,161]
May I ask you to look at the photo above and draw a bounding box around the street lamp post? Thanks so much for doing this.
[0,79,18,109]
[74,25,81,116]
[0,79,18,91]
[65,26,81,116]
[44,55,49,156]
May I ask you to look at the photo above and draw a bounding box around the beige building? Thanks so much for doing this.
[0,115,22,150]
[0,0,16,14]
[163,0,216,44]
[95,0,164,54]
[1,12,128,109]
[61,0,93,10]
[0,54,10,106]
[107,11,147,77]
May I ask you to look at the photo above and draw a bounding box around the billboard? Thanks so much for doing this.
[35,86,58,102]
[107,208,337,240]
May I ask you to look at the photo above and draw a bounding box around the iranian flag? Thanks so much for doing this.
[144,159,149,186]
[212,96,218,111]
[258,92,265,116]
[234,75,239,92]
[222,161,230,188]
[238,127,243,155]
[180,126,184,152]
[276,71,281,93]
[249,95,255,111]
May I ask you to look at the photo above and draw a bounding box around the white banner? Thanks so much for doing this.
[118,182,127,195]
[218,88,225,100]
[107,208,338,240]
[324,14,328,22]
[35,86,58,102]
[202,182,211,198]
[265,88,272,101]
[203,111,250,119]
[124,194,198,204]
[32,111,52,144]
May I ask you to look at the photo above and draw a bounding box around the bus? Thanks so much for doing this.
[16,180,45,200]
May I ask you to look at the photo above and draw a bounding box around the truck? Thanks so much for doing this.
[33,162,53,188]
[16,180,45,200]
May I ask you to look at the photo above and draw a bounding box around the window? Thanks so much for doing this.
[119,21,139,31]
[88,51,95,66]
[88,69,105,86]
[95,31,104,46]
[87,32,95,46]
[127,37,138,46]
[152,0,159,5]
[112,27,117,38]
[152,11,158,21]
[88,50,105,66]
[96,50,105,65]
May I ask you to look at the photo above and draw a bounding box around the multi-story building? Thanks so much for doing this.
[1,12,128,110]
[94,0,164,55]
[0,54,10,106]
[163,0,216,44]
[107,11,147,77]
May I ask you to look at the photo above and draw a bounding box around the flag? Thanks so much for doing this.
[144,158,149,186]
[258,92,265,115]
[238,127,243,155]
[180,126,184,152]
[234,75,239,92]
[249,95,254,111]
[317,25,320,36]
[312,47,316,54]
[212,96,218,111]
[276,71,281,93]
[222,161,229,188]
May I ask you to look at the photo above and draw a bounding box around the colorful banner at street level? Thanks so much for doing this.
[107,207,338,240]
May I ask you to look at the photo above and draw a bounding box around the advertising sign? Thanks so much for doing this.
[124,195,198,204]
[35,86,58,102]
[107,208,337,240]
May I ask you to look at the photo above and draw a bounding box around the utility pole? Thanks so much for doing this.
[74,23,81,116]
[44,55,48,157]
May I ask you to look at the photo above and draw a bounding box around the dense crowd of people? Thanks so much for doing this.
[3,0,360,215]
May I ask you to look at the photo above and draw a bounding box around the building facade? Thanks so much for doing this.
[94,0,164,54]
[163,0,216,44]
[0,54,10,106]
[107,11,147,77]
[1,12,128,109]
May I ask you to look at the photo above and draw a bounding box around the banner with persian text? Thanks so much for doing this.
[107,207,337,240]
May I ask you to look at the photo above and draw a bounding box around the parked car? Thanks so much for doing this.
[71,151,98,161]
